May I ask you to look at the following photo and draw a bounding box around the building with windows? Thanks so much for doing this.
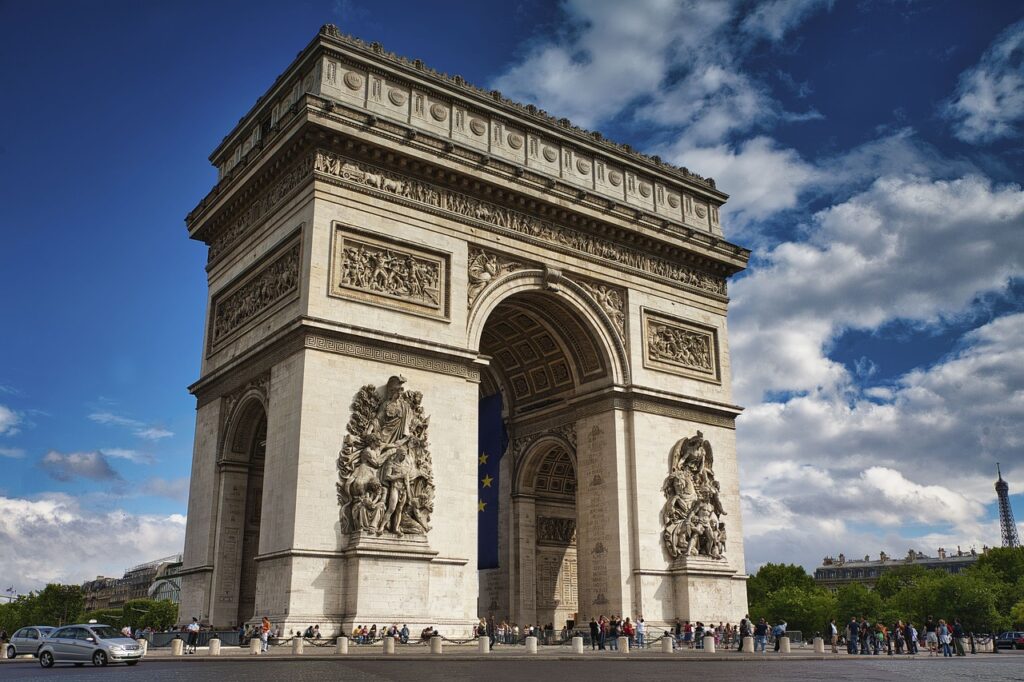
[814,547,986,591]
[81,554,183,610]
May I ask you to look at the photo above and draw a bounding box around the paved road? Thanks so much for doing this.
[2,655,1024,682]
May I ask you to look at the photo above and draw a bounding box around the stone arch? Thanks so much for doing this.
[512,432,577,497]
[220,390,268,463]
[467,269,630,386]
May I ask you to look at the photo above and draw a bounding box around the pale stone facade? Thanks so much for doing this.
[179,25,750,635]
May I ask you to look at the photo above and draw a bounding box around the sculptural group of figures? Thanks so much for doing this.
[337,376,435,537]
[662,431,727,559]
[648,323,713,371]
[340,244,440,306]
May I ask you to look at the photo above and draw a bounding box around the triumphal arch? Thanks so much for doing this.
[179,25,750,635]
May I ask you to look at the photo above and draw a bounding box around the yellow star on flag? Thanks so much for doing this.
[479,452,489,465]
[478,500,487,512]
[481,474,494,488]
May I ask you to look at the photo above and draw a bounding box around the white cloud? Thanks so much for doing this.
[0,494,185,592]
[739,0,833,42]
[39,450,123,482]
[731,173,1024,403]
[100,448,153,464]
[89,411,174,441]
[0,404,21,436]
[946,20,1024,143]
[0,447,25,458]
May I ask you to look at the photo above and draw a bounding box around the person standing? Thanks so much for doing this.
[186,617,200,655]
[772,620,786,652]
[828,618,838,653]
[636,617,646,649]
[260,616,271,653]
[738,615,750,651]
[754,618,768,653]
[589,617,599,651]
[952,619,966,656]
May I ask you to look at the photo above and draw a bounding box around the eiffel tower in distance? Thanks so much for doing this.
[996,464,1020,548]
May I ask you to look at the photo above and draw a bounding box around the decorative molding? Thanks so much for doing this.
[313,152,727,298]
[662,431,727,560]
[336,376,435,538]
[304,334,479,382]
[209,236,301,353]
[467,247,526,307]
[208,154,315,263]
[642,308,721,384]
[330,223,450,320]
[570,277,626,341]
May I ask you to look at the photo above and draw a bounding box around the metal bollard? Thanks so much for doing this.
[662,636,674,653]
[209,638,221,656]
[383,636,395,654]
[618,636,630,654]
[136,638,148,655]
[336,636,349,655]
[171,639,184,656]
[814,637,825,654]
[525,636,538,654]
[292,637,304,655]
[703,635,715,653]
[478,636,490,654]
[572,636,584,654]
[779,636,791,654]
[249,637,261,655]
[430,636,443,654]
[742,636,754,653]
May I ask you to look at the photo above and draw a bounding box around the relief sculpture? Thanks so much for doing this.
[537,516,577,545]
[211,242,300,347]
[337,376,435,537]
[340,241,440,307]
[574,279,625,339]
[467,248,523,307]
[662,431,727,560]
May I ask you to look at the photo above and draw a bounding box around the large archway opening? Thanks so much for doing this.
[475,288,615,630]
[235,412,266,625]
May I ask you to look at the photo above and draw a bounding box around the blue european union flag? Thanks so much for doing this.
[478,393,506,569]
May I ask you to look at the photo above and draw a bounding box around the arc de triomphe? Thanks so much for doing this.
[179,25,750,635]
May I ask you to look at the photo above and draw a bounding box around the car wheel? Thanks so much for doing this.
[39,651,54,668]
[5,645,14,659]
[92,650,107,667]
[126,661,139,666]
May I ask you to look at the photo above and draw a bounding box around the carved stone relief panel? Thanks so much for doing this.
[661,431,727,560]
[537,516,577,545]
[467,247,526,307]
[642,308,720,383]
[330,224,450,320]
[209,235,301,353]
[570,276,626,341]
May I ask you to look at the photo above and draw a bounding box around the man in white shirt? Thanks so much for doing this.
[636,617,646,649]
[186,617,200,654]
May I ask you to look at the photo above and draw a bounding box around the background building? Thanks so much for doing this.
[814,547,985,591]
[82,554,183,610]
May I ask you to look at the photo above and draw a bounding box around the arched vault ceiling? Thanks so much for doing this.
[480,292,608,411]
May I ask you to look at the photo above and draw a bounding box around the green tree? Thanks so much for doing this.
[1010,599,1024,628]
[971,547,1024,585]
[121,599,178,631]
[835,582,883,622]
[25,585,83,627]
[81,608,124,625]
[747,563,817,606]
[874,564,930,600]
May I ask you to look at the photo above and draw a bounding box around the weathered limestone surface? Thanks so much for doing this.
[180,24,750,636]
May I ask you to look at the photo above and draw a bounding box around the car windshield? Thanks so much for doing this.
[90,626,122,640]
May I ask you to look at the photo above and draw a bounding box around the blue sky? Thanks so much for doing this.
[1,0,1022,591]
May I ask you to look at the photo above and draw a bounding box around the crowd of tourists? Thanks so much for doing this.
[828,615,973,657]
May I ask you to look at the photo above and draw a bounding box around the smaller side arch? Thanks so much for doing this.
[220,391,268,463]
[512,433,578,498]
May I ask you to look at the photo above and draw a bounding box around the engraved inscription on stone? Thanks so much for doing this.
[336,375,435,538]
[210,239,300,350]
[643,309,720,382]
[331,224,450,320]
[662,431,727,560]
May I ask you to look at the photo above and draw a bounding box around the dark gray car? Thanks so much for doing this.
[5,626,54,658]
[37,624,143,668]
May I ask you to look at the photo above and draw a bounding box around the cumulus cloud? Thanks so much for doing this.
[0,447,25,458]
[738,313,1024,571]
[89,411,174,441]
[731,173,1024,403]
[39,450,123,482]
[0,404,21,436]
[0,494,185,592]
[945,20,1024,143]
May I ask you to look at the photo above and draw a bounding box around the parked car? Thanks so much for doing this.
[37,624,143,668]
[5,626,54,658]
[995,631,1024,650]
